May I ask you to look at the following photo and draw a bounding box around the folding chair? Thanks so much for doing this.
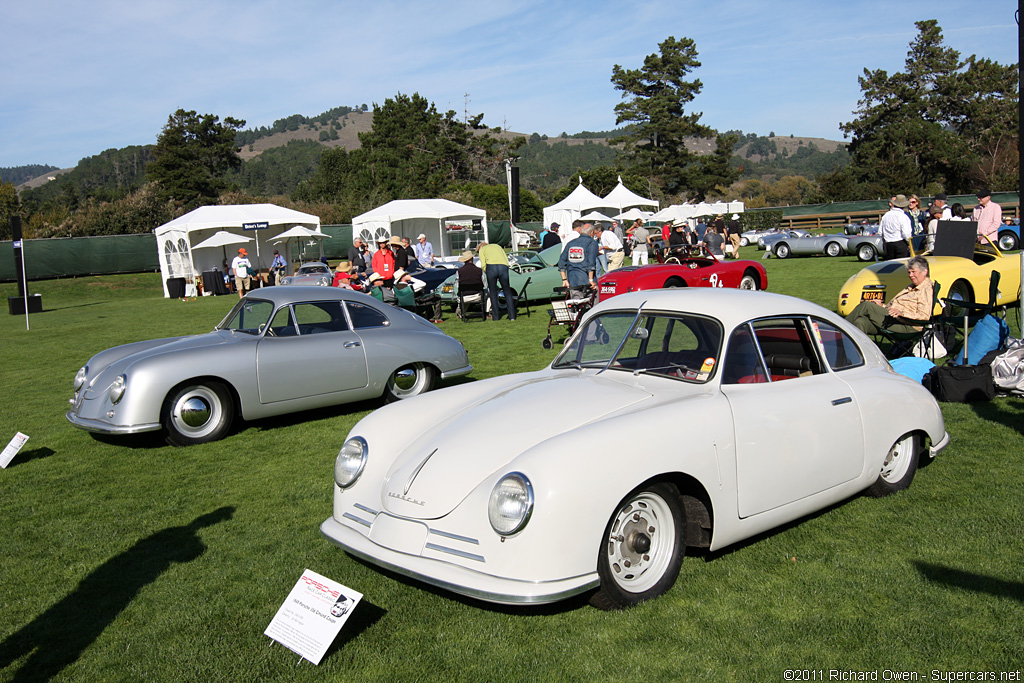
[456,283,487,321]
[498,277,531,318]
[942,271,1003,364]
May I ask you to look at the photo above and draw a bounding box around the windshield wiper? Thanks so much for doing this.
[596,301,647,375]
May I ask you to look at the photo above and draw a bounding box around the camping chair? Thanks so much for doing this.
[497,277,532,318]
[943,271,1003,364]
[875,281,945,360]
[456,283,487,321]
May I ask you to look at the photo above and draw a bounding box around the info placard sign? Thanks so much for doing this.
[264,569,361,665]
[0,432,29,469]
[242,221,270,231]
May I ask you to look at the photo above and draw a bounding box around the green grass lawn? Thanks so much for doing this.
[1,252,1022,682]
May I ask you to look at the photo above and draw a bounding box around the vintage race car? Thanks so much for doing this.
[280,262,333,286]
[321,289,948,609]
[739,227,783,247]
[596,244,767,302]
[437,245,564,304]
[66,287,472,446]
[837,244,1022,317]
[762,231,850,258]
[757,229,810,250]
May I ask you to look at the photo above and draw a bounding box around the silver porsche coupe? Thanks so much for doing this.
[66,287,472,446]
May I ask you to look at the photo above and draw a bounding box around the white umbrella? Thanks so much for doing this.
[191,230,254,263]
[579,211,614,223]
[272,225,331,266]
[615,208,654,222]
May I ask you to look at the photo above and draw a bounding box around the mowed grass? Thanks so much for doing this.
[1,249,1022,682]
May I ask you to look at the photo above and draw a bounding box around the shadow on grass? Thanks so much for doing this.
[915,561,1024,603]
[4,447,55,467]
[321,598,388,662]
[0,506,234,683]
[970,398,1024,437]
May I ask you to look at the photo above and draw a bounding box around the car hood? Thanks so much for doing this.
[82,331,238,392]
[379,374,653,519]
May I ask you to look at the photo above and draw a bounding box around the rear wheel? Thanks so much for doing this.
[867,434,918,497]
[826,241,842,257]
[590,482,686,610]
[163,381,233,446]
[857,244,876,261]
[739,237,749,247]
[998,231,1019,251]
[384,363,435,402]
[774,243,790,259]
[945,279,974,319]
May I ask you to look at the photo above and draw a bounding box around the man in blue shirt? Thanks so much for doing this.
[270,250,287,285]
[557,221,599,298]
[414,234,435,267]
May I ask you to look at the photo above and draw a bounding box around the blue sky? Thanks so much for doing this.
[1,0,1018,169]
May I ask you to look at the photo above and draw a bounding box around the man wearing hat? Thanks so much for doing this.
[880,195,913,260]
[930,193,951,220]
[230,248,252,299]
[332,261,353,288]
[372,235,397,285]
[270,249,287,285]
[727,214,743,258]
[972,189,1001,243]
[414,233,435,267]
[541,222,562,250]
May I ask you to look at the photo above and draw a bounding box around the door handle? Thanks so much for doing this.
[344,341,361,348]
[831,397,852,406]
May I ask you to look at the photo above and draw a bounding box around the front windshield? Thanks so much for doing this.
[298,264,326,275]
[217,298,275,335]
[552,310,723,383]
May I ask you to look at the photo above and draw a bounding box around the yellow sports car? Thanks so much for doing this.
[837,244,1021,317]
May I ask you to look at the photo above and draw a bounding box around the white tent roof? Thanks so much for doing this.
[353,199,485,223]
[602,177,659,212]
[352,198,488,261]
[545,177,605,213]
[155,204,320,235]
[579,211,614,223]
[650,204,699,222]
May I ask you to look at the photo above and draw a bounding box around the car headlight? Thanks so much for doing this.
[74,366,88,391]
[319,276,330,286]
[334,437,368,488]
[488,472,534,536]
[108,374,126,404]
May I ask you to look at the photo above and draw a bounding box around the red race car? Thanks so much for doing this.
[596,244,767,302]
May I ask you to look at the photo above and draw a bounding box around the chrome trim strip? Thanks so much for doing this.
[428,528,479,545]
[831,397,853,406]
[424,543,485,563]
[930,431,951,457]
[353,502,378,515]
[439,364,473,379]
[342,512,373,528]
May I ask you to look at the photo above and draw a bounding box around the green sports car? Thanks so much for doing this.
[437,245,566,305]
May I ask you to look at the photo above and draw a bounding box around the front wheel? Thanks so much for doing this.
[163,381,234,446]
[739,274,759,290]
[590,482,686,610]
[867,434,918,497]
[857,244,876,261]
[826,241,842,257]
[774,243,790,259]
[739,237,749,247]
[384,362,435,402]
[945,279,974,319]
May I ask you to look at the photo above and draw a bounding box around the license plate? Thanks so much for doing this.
[861,291,885,302]
[600,285,616,294]
[441,284,453,294]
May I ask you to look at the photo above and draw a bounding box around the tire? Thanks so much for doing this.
[867,434,918,497]
[945,279,974,319]
[664,279,686,289]
[998,231,1019,251]
[774,243,790,259]
[739,273,759,290]
[163,381,234,446]
[739,237,749,247]
[826,241,842,257]
[857,244,876,262]
[542,337,553,350]
[384,362,435,402]
[590,482,686,610]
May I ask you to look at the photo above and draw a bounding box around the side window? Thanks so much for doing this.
[293,302,349,335]
[722,325,767,384]
[346,301,390,329]
[813,318,864,371]
[268,307,296,337]
[751,318,824,379]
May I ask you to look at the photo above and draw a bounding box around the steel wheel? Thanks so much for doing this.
[774,243,790,259]
[857,244,876,261]
[163,382,233,446]
[867,434,918,497]
[826,241,842,257]
[739,237,749,247]
[739,274,758,290]
[591,482,686,610]
[998,231,1019,251]
[384,362,435,402]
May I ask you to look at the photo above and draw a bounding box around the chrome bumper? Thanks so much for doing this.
[65,411,162,435]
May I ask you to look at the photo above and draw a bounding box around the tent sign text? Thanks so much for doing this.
[242,222,269,231]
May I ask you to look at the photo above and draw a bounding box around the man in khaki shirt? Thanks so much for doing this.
[847,256,934,335]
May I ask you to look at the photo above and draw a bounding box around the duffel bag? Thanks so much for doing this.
[923,364,995,402]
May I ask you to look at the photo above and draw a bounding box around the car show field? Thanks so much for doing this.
[0,245,1021,680]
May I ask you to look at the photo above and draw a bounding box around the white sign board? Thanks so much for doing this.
[0,432,29,469]
[264,569,361,665]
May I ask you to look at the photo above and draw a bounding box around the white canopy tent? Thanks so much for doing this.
[615,208,654,222]
[542,178,606,243]
[602,177,659,215]
[579,211,615,223]
[352,199,488,263]
[153,204,321,298]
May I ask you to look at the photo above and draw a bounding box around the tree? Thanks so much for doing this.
[610,36,713,195]
[147,109,246,204]
[0,181,19,240]
[840,19,1017,197]
[687,133,741,201]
